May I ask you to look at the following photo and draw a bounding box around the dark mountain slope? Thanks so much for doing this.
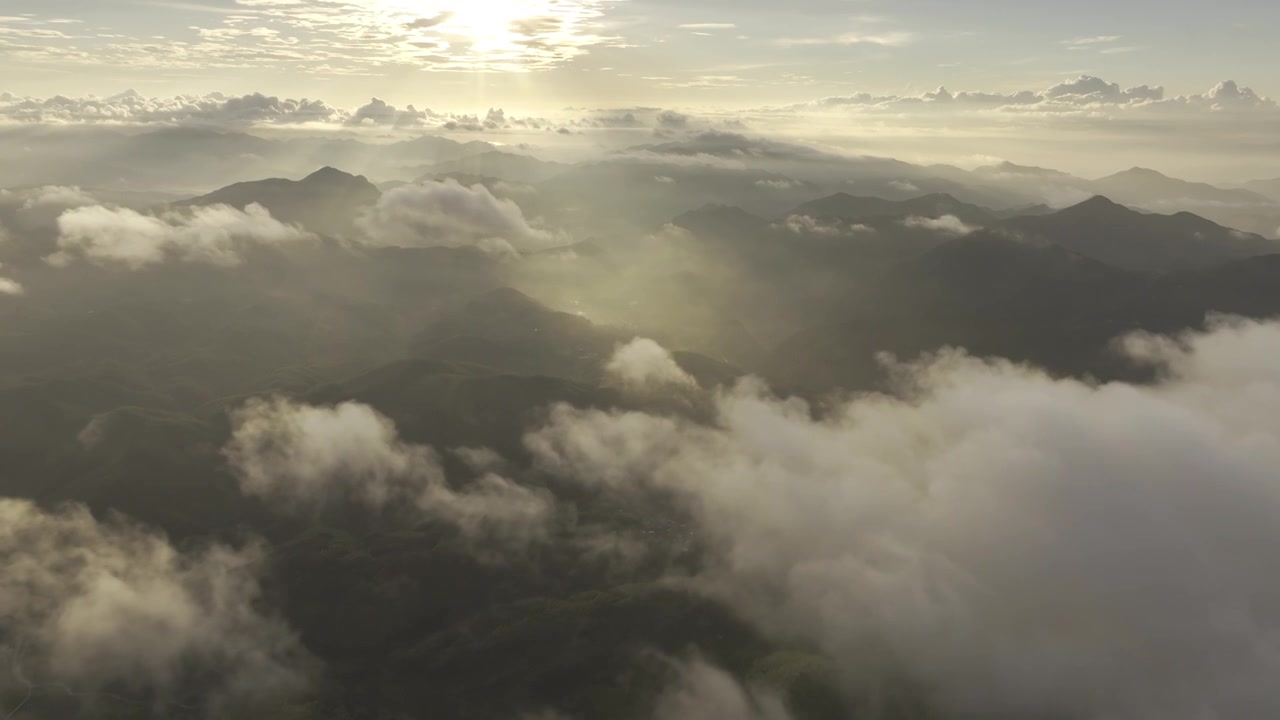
[177,166,381,236]
[998,195,1279,272]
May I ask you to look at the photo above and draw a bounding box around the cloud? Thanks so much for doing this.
[358,179,559,254]
[528,317,1280,720]
[348,97,431,128]
[0,90,343,127]
[605,338,697,391]
[657,110,692,129]
[754,179,800,190]
[779,215,874,238]
[407,12,455,30]
[224,397,553,544]
[653,658,793,720]
[900,214,978,235]
[49,203,313,269]
[3,185,97,211]
[788,76,1277,117]
[0,263,22,296]
[677,23,737,30]
[0,498,311,712]
[0,186,98,239]
[774,32,913,48]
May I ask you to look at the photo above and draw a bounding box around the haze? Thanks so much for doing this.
[2,1,1280,719]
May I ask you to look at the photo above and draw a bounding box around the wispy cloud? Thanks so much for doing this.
[773,31,913,48]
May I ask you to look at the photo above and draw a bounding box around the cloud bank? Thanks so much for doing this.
[0,498,310,713]
[789,76,1273,115]
[528,317,1280,720]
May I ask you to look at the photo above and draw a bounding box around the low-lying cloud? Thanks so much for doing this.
[0,262,21,296]
[605,338,697,392]
[653,658,792,720]
[50,203,312,269]
[358,179,559,255]
[0,498,311,713]
[225,397,553,544]
[528,317,1280,719]
[901,214,978,236]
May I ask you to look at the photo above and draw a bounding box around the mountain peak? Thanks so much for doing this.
[1057,195,1134,217]
[1111,167,1169,179]
[303,166,371,185]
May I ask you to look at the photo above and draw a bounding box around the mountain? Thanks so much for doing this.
[412,151,568,184]
[773,223,1280,394]
[177,166,381,236]
[0,126,496,193]
[1094,167,1275,208]
[1244,178,1280,202]
[787,192,998,226]
[411,287,625,382]
[671,204,770,237]
[535,161,825,234]
[973,161,1083,182]
[997,195,1280,272]
[1090,168,1280,237]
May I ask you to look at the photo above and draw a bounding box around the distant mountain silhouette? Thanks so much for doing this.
[788,192,997,226]
[973,161,1082,181]
[411,287,624,382]
[1094,167,1275,209]
[773,216,1280,393]
[412,151,568,184]
[997,195,1279,272]
[1244,178,1280,203]
[178,166,381,236]
[671,204,770,237]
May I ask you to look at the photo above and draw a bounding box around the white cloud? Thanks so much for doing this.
[774,32,913,48]
[528,317,1280,720]
[779,215,875,238]
[50,203,313,269]
[605,338,697,391]
[224,397,553,544]
[0,267,22,296]
[755,179,800,190]
[653,658,793,720]
[900,214,978,235]
[358,179,560,254]
[0,498,310,712]
[348,97,431,127]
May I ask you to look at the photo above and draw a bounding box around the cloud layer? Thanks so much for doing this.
[789,76,1274,115]
[528,317,1280,719]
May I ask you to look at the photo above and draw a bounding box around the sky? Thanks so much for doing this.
[2,0,1278,180]
[2,0,1278,110]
